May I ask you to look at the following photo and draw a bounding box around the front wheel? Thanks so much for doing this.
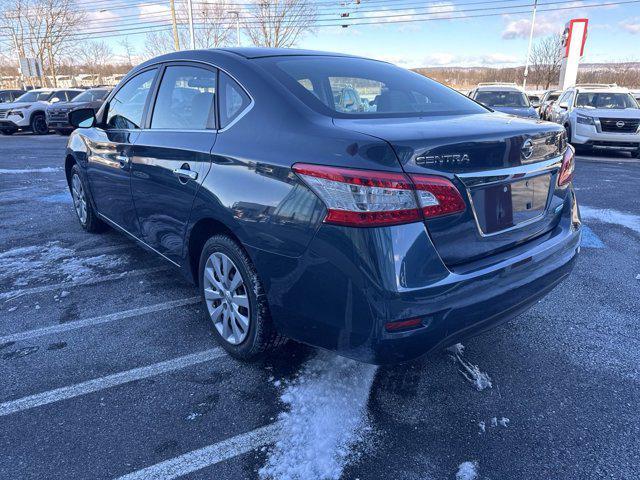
[199,235,284,361]
[30,113,49,135]
[69,164,107,233]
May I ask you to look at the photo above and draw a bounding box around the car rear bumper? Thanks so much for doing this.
[248,187,581,365]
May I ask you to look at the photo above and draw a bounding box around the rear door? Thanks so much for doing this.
[85,68,159,236]
[130,63,218,266]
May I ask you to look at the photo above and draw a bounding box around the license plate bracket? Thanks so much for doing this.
[469,174,551,235]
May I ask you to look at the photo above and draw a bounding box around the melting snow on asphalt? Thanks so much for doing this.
[456,461,479,480]
[448,343,492,391]
[0,241,127,286]
[259,351,377,480]
[580,206,640,234]
[0,167,61,174]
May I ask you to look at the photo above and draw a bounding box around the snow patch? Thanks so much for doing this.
[0,167,61,174]
[456,461,478,480]
[259,351,377,480]
[0,242,127,286]
[449,343,492,391]
[580,206,640,234]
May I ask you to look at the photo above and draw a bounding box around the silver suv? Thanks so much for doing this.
[0,88,82,135]
[549,84,640,158]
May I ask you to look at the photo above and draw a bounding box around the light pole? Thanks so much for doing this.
[187,0,196,49]
[229,10,241,47]
[523,0,538,90]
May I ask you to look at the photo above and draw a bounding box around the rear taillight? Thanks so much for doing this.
[558,145,575,187]
[293,163,466,227]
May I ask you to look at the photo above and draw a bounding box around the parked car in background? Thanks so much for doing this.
[0,88,82,135]
[46,87,110,135]
[549,84,640,157]
[468,83,540,119]
[632,90,640,104]
[0,89,25,104]
[538,90,562,120]
[64,48,580,365]
[527,93,541,109]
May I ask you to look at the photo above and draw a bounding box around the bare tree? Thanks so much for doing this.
[77,40,113,85]
[118,36,136,67]
[190,0,236,48]
[529,34,564,89]
[0,0,83,87]
[243,0,317,48]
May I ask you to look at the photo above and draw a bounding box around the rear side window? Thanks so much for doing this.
[219,71,251,128]
[151,65,216,130]
[258,56,485,118]
[107,69,156,129]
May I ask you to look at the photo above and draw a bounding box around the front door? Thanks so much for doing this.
[130,64,218,265]
[86,68,158,236]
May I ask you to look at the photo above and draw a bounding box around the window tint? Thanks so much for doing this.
[107,69,156,129]
[50,91,67,103]
[259,56,485,118]
[66,91,81,101]
[151,65,216,130]
[219,71,251,128]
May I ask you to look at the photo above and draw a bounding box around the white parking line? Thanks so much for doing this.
[0,266,169,301]
[115,423,279,480]
[0,297,200,344]
[0,348,224,417]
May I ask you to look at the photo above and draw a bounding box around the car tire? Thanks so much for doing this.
[69,164,107,233]
[199,235,285,361]
[30,113,49,135]
[0,129,16,135]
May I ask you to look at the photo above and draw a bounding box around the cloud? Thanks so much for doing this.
[501,17,560,40]
[620,18,640,34]
[427,2,458,20]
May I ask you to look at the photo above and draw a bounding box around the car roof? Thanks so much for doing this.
[476,86,523,93]
[217,47,359,59]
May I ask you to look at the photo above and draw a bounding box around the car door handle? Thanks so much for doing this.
[173,168,198,181]
[116,155,130,168]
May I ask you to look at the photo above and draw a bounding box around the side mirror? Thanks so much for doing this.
[69,108,96,128]
[559,101,569,110]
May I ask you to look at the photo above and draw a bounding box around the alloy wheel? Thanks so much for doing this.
[71,174,87,224]
[203,252,250,345]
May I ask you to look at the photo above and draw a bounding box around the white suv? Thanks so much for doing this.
[0,88,82,135]
[549,84,640,158]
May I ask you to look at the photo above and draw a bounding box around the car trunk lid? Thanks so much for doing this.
[333,113,567,265]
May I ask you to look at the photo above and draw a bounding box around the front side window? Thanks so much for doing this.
[151,65,216,130]
[106,69,157,129]
[475,91,529,108]
[575,92,638,109]
[259,56,486,118]
[219,71,251,128]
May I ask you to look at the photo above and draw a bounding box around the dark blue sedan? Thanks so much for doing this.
[64,48,580,364]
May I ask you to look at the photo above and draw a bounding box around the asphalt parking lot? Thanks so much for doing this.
[1,134,639,480]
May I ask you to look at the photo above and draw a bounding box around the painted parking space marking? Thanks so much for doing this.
[0,348,224,417]
[115,423,279,480]
[0,266,169,301]
[0,297,200,344]
[580,225,605,249]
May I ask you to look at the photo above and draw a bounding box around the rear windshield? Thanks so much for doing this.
[575,92,638,109]
[257,56,486,118]
[475,91,529,108]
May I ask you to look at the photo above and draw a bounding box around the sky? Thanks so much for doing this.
[91,0,640,68]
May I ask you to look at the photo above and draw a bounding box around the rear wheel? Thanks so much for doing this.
[199,235,284,361]
[30,113,48,135]
[70,164,107,233]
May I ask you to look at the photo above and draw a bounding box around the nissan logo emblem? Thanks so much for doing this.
[521,139,534,160]
[616,121,625,128]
